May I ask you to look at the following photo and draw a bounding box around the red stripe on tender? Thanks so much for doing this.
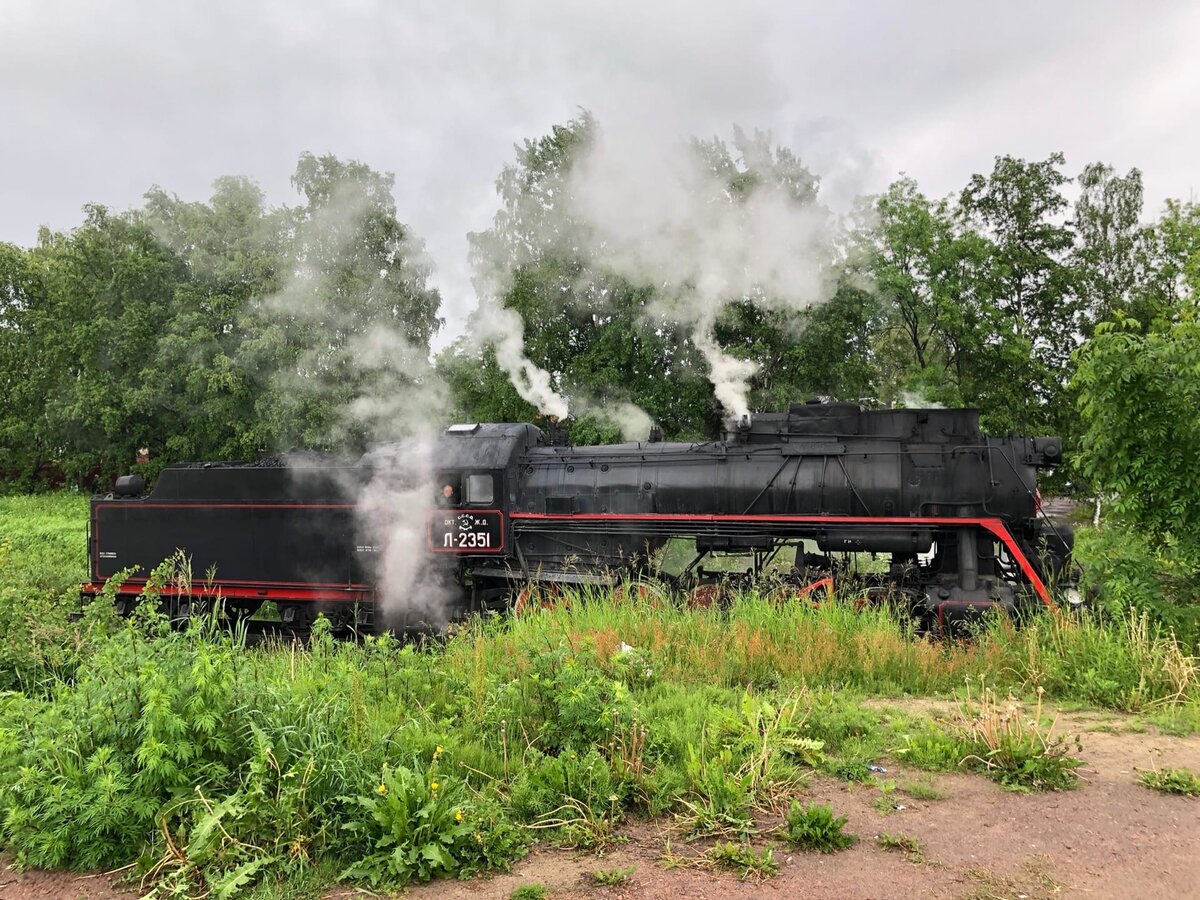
[81,582,376,604]
[94,503,356,509]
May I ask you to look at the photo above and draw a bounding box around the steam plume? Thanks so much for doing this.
[566,125,838,420]
[262,172,455,626]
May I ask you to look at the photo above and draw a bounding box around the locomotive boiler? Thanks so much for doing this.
[83,401,1073,632]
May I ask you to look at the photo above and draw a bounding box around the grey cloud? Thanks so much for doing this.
[1,0,1196,343]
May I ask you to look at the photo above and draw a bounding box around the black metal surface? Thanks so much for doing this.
[86,403,1070,630]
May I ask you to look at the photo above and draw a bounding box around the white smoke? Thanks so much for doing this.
[355,438,456,630]
[467,122,841,423]
[263,172,457,626]
[472,300,570,418]
[563,125,839,421]
[898,391,945,410]
[581,399,656,442]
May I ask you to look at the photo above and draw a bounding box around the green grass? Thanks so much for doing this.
[1137,766,1200,796]
[704,841,779,879]
[591,865,635,885]
[509,885,550,900]
[0,492,1198,897]
[899,777,948,801]
[0,493,91,691]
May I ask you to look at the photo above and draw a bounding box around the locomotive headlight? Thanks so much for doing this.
[1034,437,1062,460]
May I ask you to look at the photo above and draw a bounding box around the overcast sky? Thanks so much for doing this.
[3,1,1198,341]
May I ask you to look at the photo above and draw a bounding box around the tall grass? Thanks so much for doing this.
[449,588,1197,713]
[0,493,90,691]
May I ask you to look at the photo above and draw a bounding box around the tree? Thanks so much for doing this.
[1139,200,1200,321]
[1073,312,1200,634]
[1074,163,1147,331]
[30,207,188,482]
[959,153,1079,433]
[458,114,719,438]
[455,115,855,439]
[0,243,49,482]
[137,177,286,463]
[253,153,443,449]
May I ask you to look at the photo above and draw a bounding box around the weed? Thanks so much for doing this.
[893,726,972,771]
[591,865,636,885]
[877,831,923,862]
[509,884,549,900]
[900,777,948,802]
[339,763,527,887]
[677,745,754,836]
[782,801,857,852]
[870,779,899,814]
[957,684,1084,792]
[3,496,1200,896]
[1137,766,1200,796]
[705,841,778,880]
[828,757,872,782]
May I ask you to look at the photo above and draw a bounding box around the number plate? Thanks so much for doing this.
[427,510,505,553]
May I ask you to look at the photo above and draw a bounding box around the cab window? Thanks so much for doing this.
[464,473,494,506]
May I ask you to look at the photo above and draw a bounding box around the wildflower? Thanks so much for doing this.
[431,781,440,792]
[376,783,387,795]
[434,745,444,757]
[455,809,464,822]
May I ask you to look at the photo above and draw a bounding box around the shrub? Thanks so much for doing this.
[339,763,526,887]
[782,802,857,852]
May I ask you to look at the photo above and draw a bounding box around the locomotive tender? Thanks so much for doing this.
[83,401,1072,631]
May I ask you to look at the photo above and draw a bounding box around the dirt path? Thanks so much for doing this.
[3,708,1197,900]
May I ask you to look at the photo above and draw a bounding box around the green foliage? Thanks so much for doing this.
[1,153,442,486]
[1136,766,1200,797]
[704,841,779,879]
[1074,317,1200,551]
[877,832,923,862]
[509,884,550,900]
[340,763,525,887]
[3,505,1200,894]
[894,728,971,772]
[591,865,635,885]
[678,745,754,836]
[782,801,857,852]
[1073,305,1200,639]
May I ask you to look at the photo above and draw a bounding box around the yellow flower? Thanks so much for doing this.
[431,781,440,792]
[376,783,387,795]
[455,809,464,822]
[435,745,444,756]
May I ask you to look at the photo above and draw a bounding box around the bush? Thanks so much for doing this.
[340,763,526,887]
[782,802,857,852]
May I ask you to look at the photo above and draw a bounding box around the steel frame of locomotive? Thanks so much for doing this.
[82,402,1074,633]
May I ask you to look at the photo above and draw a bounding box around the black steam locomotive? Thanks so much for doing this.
[83,402,1073,632]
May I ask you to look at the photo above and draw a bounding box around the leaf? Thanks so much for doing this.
[420,841,454,871]
[213,855,274,900]
[187,794,240,863]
